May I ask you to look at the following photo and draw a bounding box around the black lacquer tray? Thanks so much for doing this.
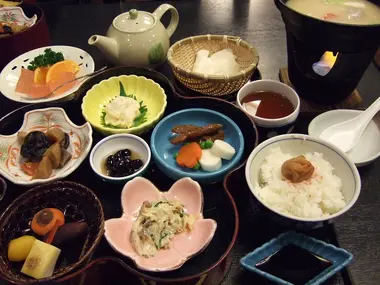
[0,67,354,285]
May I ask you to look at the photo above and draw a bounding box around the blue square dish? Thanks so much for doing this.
[240,231,353,285]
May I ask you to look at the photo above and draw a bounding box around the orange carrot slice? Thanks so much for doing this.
[20,162,40,176]
[176,142,202,168]
[44,220,60,244]
[31,208,65,236]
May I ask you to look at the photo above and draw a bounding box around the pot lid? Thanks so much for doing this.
[113,9,156,33]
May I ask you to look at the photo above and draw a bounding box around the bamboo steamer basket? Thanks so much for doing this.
[167,35,259,97]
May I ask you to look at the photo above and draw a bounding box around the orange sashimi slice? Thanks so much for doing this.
[29,84,50,98]
[47,72,77,95]
[15,68,34,95]
[15,68,51,98]
[46,60,80,83]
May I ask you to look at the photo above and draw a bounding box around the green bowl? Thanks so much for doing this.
[81,75,167,136]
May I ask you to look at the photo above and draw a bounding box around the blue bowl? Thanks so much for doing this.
[150,108,244,184]
[240,231,353,285]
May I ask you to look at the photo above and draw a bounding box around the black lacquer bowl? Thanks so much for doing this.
[0,67,259,285]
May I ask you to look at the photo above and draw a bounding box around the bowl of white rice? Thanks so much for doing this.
[245,134,361,222]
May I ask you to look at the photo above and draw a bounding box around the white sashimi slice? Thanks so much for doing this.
[211,140,236,160]
[199,149,222,172]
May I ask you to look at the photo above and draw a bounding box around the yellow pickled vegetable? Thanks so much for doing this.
[21,240,61,279]
[8,236,36,262]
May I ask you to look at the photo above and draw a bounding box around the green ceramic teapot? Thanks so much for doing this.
[88,4,179,68]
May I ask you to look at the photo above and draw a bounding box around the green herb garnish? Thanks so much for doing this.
[27,48,64,71]
[158,232,169,248]
[100,81,148,129]
[200,139,213,149]
[192,162,201,171]
[173,152,179,159]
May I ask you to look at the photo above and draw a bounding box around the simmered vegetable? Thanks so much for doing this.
[21,240,61,279]
[20,131,51,161]
[60,133,70,150]
[19,129,72,179]
[52,222,89,246]
[8,236,36,262]
[20,162,39,176]
[44,143,61,169]
[176,142,202,169]
[31,208,65,236]
[32,156,53,180]
[46,128,65,144]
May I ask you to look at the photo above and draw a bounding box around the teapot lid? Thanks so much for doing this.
[113,9,156,33]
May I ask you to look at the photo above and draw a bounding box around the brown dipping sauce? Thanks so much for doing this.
[241,91,294,119]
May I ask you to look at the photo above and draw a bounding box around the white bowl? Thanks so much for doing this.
[308,109,380,167]
[90,134,151,184]
[245,134,361,222]
[236,80,300,128]
[0,108,93,186]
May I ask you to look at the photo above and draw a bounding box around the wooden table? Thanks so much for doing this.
[1,1,379,284]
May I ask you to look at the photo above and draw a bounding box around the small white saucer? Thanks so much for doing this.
[309,110,380,167]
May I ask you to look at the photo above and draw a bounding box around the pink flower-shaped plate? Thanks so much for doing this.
[104,177,217,272]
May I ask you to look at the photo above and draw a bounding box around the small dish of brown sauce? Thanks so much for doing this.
[241,91,294,119]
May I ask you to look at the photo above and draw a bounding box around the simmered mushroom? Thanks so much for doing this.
[20,131,51,161]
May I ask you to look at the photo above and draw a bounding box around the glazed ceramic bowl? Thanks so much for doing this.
[0,7,37,27]
[81,75,167,136]
[0,181,104,284]
[309,109,380,167]
[245,134,361,223]
[90,134,151,184]
[236,80,300,128]
[104,177,217,272]
[0,107,93,186]
[0,45,95,104]
[150,108,245,184]
[0,4,50,70]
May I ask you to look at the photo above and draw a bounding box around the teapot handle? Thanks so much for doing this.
[153,4,179,39]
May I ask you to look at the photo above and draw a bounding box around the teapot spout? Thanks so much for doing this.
[88,35,118,63]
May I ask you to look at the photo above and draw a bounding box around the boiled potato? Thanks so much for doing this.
[8,236,36,262]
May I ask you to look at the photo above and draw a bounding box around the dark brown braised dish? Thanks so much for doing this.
[18,129,72,179]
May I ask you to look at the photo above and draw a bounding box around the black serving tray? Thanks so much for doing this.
[0,67,354,285]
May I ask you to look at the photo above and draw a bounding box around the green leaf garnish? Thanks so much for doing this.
[119,81,127,97]
[27,48,64,71]
[192,162,201,171]
[100,81,148,129]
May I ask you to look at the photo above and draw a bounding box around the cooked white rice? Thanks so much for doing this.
[256,147,345,219]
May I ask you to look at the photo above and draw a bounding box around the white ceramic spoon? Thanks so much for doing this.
[319,96,380,152]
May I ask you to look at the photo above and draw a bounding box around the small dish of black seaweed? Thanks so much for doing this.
[240,231,352,285]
